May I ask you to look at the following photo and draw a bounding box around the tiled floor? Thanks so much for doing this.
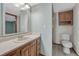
[52,44,77,56]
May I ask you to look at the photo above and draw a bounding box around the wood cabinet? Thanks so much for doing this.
[21,40,37,56]
[29,40,36,56]
[4,37,40,56]
[59,10,73,25]
[36,38,40,56]
[21,45,29,56]
[5,48,20,56]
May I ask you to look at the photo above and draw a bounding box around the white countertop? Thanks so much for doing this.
[0,33,40,55]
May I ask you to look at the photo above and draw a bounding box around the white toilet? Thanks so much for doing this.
[61,34,72,54]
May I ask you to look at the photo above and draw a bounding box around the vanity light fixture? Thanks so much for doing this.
[14,3,30,10]
[14,3,24,7]
[21,4,30,10]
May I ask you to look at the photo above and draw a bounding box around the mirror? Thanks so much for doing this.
[0,3,31,35]
[0,3,3,35]
[5,12,17,34]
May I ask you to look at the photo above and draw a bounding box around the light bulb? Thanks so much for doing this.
[25,5,30,9]
[21,5,30,10]
[14,3,24,7]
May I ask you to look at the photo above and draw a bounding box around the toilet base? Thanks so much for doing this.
[63,47,70,54]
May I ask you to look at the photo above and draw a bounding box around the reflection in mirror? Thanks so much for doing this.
[0,3,3,35]
[4,3,31,35]
[5,12,17,34]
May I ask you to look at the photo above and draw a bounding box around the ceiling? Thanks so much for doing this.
[53,3,76,12]
[5,3,76,15]
[5,3,39,15]
[29,3,39,7]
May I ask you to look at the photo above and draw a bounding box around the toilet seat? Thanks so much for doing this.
[62,41,72,48]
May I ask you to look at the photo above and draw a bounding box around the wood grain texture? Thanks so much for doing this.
[3,37,40,56]
[59,10,73,25]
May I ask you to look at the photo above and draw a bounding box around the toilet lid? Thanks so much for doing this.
[62,41,72,48]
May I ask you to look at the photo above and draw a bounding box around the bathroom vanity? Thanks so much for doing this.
[0,33,40,56]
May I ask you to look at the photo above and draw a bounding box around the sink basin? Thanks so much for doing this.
[13,37,31,43]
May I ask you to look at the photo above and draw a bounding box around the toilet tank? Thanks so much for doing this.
[61,34,70,41]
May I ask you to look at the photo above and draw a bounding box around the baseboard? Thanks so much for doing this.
[39,53,45,56]
[53,43,61,45]
[40,52,45,56]
[72,47,79,56]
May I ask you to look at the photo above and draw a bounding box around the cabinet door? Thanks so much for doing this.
[21,45,29,56]
[29,40,36,56]
[59,12,65,21]
[65,11,73,21]
[59,10,73,25]
[5,48,20,56]
[36,38,40,56]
